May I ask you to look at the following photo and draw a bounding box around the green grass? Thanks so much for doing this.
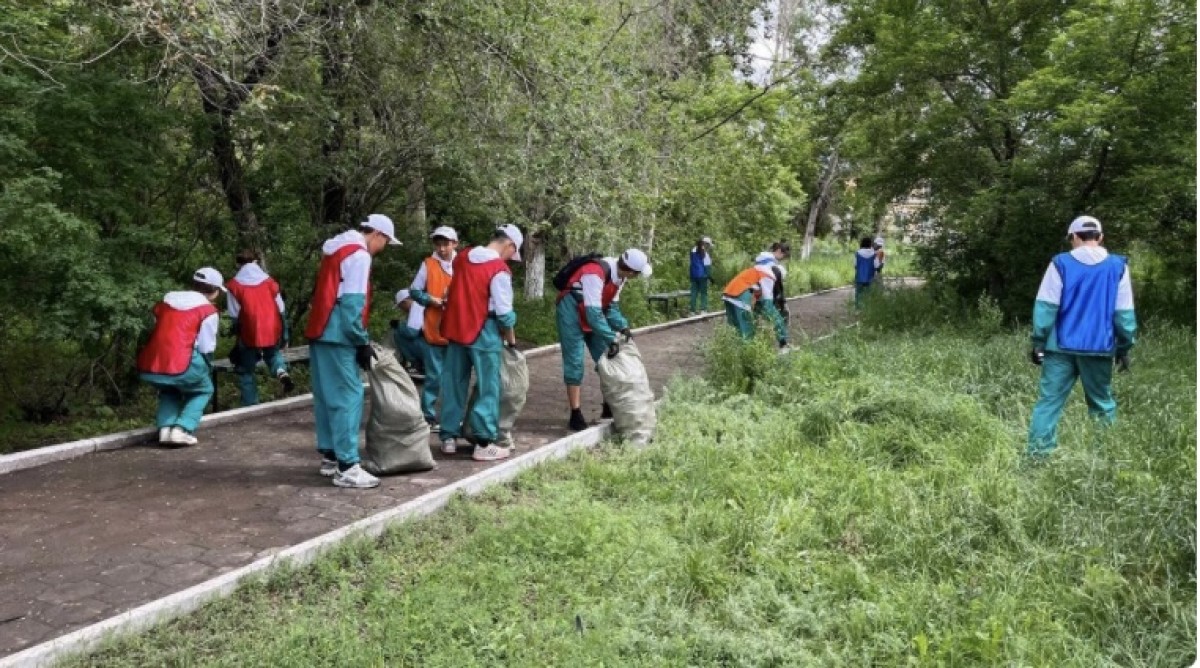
[63,289,1195,667]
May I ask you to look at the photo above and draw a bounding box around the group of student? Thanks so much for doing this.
[134,212,1133,489]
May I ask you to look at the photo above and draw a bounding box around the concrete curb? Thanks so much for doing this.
[0,285,853,476]
[0,420,617,668]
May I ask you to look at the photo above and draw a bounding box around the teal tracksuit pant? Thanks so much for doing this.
[724,292,787,343]
[439,319,506,444]
[555,295,617,386]
[421,342,446,422]
[391,325,427,370]
[310,341,362,465]
[1027,352,1117,456]
[725,301,755,339]
[854,282,872,309]
[234,345,287,406]
[140,351,214,433]
[689,277,709,312]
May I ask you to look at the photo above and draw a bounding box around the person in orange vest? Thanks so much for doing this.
[722,245,790,348]
[554,249,651,431]
[408,225,458,429]
[137,268,225,446]
[226,249,293,406]
[438,224,522,461]
[304,214,401,489]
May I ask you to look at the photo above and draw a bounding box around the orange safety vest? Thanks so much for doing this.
[723,267,764,304]
[421,256,453,346]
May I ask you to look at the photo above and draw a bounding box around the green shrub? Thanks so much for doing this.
[703,322,778,394]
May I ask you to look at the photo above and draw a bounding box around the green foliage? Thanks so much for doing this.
[703,323,778,394]
[64,319,1195,667]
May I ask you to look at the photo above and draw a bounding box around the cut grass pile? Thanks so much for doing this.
[65,298,1195,667]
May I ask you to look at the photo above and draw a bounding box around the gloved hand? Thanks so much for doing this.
[227,344,242,367]
[356,344,377,372]
[1029,348,1045,366]
[230,319,240,338]
[1115,353,1131,373]
[606,341,620,359]
[619,328,632,342]
[779,339,789,349]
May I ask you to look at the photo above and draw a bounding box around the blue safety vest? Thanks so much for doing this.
[689,249,709,279]
[1052,252,1126,353]
[854,251,876,285]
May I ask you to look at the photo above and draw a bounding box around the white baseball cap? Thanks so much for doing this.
[497,224,523,261]
[702,236,714,246]
[874,237,885,247]
[395,289,411,304]
[193,267,226,292]
[1067,215,1102,236]
[363,214,402,245]
[620,248,652,277]
[430,226,458,242]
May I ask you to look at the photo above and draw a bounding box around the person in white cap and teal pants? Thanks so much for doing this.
[1027,215,1137,458]
[408,225,458,428]
[390,289,426,373]
[555,248,652,431]
[688,236,714,314]
[438,225,522,461]
[136,268,225,446]
[304,214,401,488]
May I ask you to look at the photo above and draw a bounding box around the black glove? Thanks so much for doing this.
[356,344,377,372]
[1115,353,1131,373]
[1029,348,1044,366]
[389,319,400,329]
[619,328,632,342]
[779,339,789,349]
[606,341,620,359]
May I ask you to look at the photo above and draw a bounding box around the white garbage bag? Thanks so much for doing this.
[363,346,435,475]
[597,341,656,446]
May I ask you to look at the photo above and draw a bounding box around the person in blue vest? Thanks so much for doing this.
[688,236,714,315]
[853,237,880,308]
[1027,215,1137,457]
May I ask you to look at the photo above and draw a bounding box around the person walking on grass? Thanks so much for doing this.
[854,237,879,309]
[688,236,714,315]
[226,250,293,406]
[390,289,426,375]
[722,248,789,350]
[136,268,224,447]
[438,225,523,461]
[408,225,458,430]
[1027,215,1137,458]
[555,248,652,431]
[304,214,401,489]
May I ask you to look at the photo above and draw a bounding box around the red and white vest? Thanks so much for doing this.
[557,261,619,334]
[137,301,217,375]
[440,247,510,346]
[227,276,282,348]
[304,242,371,341]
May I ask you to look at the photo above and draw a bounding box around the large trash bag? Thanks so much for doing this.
[596,341,656,446]
[363,345,435,475]
[463,346,530,448]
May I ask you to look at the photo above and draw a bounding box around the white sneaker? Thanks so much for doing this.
[440,440,457,455]
[165,427,198,446]
[158,427,170,443]
[472,444,512,462]
[319,456,338,477]
[332,464,380,489]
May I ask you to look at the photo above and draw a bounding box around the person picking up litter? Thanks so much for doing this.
[226,249,293,406]
[408,225,458,429]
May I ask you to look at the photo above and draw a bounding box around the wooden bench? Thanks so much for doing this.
[646,289,692,314]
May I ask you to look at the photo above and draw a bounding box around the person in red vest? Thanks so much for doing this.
[555,248,651,431]
[304,214,401,489]
[438,224,523,461]
[408,225,458,429]
[137,268,225,446]
[226,249,293,406]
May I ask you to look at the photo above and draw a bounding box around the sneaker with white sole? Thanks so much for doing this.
[332,464,380,489]
[158,427,171,444]
[319,456,338,477]
[440,440,457,455]
[165,426,198,446]
[472,444,511,462]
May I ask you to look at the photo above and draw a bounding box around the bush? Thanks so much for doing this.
[703,322,778,394]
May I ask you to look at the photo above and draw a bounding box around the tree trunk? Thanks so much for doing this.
[802,149,839,260]
[406,173,426,229]
[523,231,546,299]
[193,70,263,251]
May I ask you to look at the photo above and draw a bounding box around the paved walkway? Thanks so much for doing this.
[0,288,854,656]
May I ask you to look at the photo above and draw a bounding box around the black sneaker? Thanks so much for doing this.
[600,402,613,420]
[568,409,588,431]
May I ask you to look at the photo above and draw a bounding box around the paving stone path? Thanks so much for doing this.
[0,288,854,656]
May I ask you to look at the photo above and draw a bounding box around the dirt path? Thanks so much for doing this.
[0,287,854,656]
